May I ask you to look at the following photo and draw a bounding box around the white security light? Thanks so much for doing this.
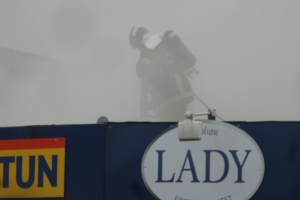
[178,110,217,141]
[178,111,202,141]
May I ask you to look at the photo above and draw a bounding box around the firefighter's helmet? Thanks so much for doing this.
[129,27,149,49]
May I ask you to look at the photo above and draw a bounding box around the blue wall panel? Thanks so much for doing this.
[231,122,300,199]
[1,122,300,199]
[106,122,300,200]
[105,122,176,200]
[0,124,106,200]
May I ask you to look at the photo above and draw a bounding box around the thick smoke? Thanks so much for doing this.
[0,0,300,126]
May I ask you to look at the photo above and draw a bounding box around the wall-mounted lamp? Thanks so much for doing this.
[178,109,217,141]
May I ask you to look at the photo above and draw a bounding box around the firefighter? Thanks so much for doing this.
[129,27,197,121]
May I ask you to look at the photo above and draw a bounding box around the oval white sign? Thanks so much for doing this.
[142,120,265,200]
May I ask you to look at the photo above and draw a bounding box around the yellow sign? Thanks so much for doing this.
[0,138,65,198]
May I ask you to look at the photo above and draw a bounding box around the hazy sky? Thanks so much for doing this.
[0,0,300,126]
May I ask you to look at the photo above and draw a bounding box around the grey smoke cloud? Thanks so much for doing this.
[0,0,299,126]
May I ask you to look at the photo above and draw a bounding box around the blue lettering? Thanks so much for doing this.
[0,156,15,188]
[230,150,251,183]
[153,149,250,184]
[16,156,35,188]
[0,155,58,188]
[156,150,175,182]
[38,155,58,187]
[203,150,229,183]
[176,150,200,183]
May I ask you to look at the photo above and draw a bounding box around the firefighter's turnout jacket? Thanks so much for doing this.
[136,30,196,117]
